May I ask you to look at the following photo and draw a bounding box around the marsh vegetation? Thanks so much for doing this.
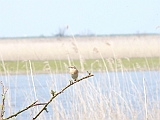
[0,36,160,119]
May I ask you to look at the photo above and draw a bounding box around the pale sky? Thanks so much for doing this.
[0,0,160,37]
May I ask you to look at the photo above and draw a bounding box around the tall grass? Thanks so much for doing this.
[0,56,160,120]
[0,36,160,119]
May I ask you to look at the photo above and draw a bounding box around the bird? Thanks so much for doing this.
[68,66,78,81]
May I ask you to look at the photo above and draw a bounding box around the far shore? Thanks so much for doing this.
[0,35,160,61]
[0,57,159,74]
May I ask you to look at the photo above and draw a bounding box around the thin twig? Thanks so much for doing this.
[0,81,8,118]
[4,100,38,120]
[33,103,47,106]
[33,73,94,120]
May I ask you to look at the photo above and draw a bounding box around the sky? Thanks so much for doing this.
[0,0,160,37]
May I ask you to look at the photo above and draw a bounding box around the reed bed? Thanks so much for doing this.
[0,35,160,120]
[0,56,160,120]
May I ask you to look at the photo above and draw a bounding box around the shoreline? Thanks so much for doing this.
[0,67,159,75]
[0,57,159,75]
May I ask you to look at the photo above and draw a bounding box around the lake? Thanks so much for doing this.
[0,70,160,119]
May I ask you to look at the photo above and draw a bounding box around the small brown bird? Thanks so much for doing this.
[69,66,78,81]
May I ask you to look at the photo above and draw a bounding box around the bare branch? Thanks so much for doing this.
[4,101,38,120]
[1,72,94,120]
[0,81,47,120]
[33,73,94,120]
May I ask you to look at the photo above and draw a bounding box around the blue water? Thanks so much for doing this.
[0,71,160,119]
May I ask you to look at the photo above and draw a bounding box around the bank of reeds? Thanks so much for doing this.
[0,56,160,119]
[0,36,160,119]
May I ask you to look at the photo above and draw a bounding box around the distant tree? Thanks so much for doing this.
[55,27,66,37]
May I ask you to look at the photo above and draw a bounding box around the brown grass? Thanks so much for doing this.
[0,35,160,61]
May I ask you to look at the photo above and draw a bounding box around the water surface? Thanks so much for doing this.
[0,71,160,119]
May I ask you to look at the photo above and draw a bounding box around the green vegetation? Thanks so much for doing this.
[0,57,159,74]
